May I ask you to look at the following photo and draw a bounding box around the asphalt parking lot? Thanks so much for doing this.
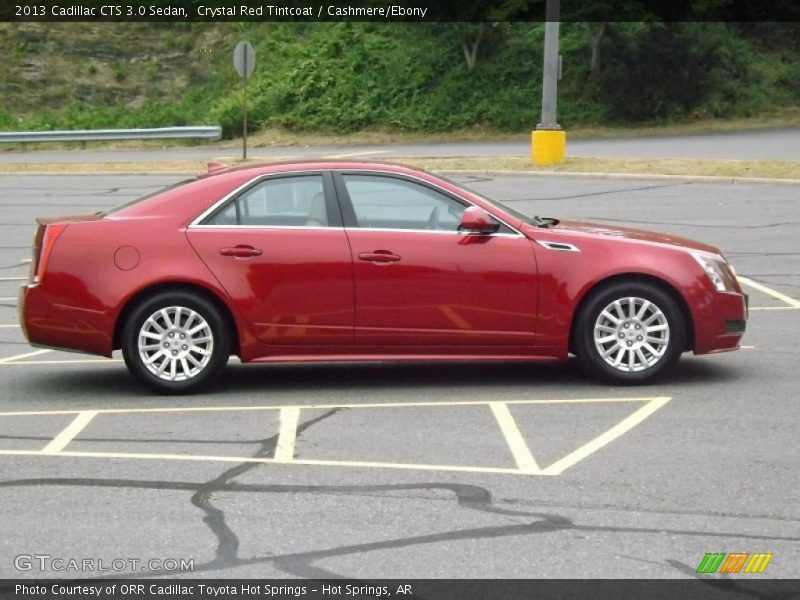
[0,172,798,579]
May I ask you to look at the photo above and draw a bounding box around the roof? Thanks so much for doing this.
[200,158,424,179]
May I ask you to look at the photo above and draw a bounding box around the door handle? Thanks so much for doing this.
[219,245,262,258]
[358,250,401,263]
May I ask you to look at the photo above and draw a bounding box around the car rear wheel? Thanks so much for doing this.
[575,281,685,384]
[122,291,230,394]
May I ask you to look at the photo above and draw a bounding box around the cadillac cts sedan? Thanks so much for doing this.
[19,161,747,394]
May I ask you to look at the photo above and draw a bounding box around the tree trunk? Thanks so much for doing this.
[460,23,484,72]
[589,21,607,76]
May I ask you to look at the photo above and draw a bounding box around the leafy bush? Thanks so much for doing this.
[2,22,798,135]
[597,23,758,121]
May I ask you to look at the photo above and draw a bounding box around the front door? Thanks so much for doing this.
[335,173,538,347]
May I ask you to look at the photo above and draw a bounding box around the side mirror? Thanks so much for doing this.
[459,206,500,234]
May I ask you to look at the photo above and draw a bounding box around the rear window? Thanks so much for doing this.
[100,178,195,216]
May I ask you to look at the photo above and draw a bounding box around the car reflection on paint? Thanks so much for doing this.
[19,161,747,394]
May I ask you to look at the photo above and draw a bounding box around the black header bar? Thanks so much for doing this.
[2,0,800,22]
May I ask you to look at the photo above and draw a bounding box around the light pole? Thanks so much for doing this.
[532,0,566,165]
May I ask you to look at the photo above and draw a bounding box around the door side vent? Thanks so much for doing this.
[537,241,581,252]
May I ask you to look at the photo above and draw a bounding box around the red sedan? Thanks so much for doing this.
[19,161,747,394]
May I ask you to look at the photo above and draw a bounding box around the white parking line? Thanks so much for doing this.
[274,407,300,462]
[0,277,27,281]
[739,276,800,308]
[0,349,52,364]
[0,324,20,328]
[489,402,540,473]
[41,411,98,454]
[748,306,799,311]
[0,297,17,302]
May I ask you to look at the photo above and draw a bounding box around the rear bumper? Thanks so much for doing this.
[19,284,112,357]
[693,291,748,355]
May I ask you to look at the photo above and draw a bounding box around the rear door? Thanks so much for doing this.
[186,172,354,345]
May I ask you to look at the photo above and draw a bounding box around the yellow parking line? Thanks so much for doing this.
[0,349,52,364]
[274,407,300,462]
[489,402,540,473]
[0,396,668,417]
[739,276,800,308]
[0,397,672,477]
[540,397,671,475]
[323,150,390,159]
[0,359,123,365]
[41,411,97,454]
[0,449,538,476]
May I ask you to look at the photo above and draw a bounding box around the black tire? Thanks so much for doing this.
[122,290,231,394]
[574,281,686,384]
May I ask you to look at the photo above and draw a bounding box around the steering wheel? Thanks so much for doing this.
[425,207,440,230]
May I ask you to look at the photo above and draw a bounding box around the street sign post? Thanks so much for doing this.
[233,41,256,160]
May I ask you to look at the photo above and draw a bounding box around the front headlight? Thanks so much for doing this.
[691,252,736,292]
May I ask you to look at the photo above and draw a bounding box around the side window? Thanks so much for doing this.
[342,175,466,231]
[205,175,328,227]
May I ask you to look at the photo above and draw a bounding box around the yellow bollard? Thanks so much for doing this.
[531,129,566,165]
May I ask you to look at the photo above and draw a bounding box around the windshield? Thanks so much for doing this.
[435,173,535,224]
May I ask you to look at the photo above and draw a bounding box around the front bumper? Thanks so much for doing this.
[693,291,748,355]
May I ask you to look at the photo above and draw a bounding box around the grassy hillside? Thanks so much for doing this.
[0,22,797,138]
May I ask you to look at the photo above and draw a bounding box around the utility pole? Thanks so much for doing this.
[532,0,566,165]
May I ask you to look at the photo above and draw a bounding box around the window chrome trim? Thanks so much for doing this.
[337,169,525,238]
[188,170,329,228]
[188,168,526,238]
[347,227,520,237]
[187,225,343,231]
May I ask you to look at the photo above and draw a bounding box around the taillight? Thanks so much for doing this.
[32,223,67,283]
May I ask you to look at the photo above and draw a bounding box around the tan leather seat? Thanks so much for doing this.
[305,192,328,227]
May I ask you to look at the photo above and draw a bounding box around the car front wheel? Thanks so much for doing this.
[122,291,231,394]
[575,281,686,384]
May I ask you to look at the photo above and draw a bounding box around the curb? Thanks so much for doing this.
[435,169,800,185]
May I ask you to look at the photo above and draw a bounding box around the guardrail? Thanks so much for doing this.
[0,126,222,145]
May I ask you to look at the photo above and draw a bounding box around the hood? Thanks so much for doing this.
[525,219,721,255]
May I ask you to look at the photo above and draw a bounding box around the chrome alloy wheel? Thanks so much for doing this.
[137,306,214,381]
[593,296,670,373]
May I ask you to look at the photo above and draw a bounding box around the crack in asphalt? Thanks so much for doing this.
[501,182,688,203]
[187,408,340,572]
[2,476,798,580]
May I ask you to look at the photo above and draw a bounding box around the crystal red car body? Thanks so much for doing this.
[19,161,747,393]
